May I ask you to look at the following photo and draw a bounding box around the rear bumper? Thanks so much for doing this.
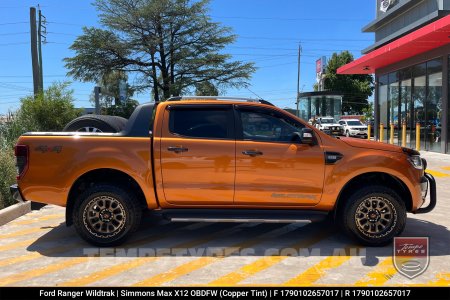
[415,173,436,214]
[9,184,25,203]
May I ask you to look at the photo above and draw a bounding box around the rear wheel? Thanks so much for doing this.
[340,186,406,246]
[72,184,142,246]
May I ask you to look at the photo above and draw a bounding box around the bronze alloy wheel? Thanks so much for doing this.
[354,196,397,238]
[82,195,127,239]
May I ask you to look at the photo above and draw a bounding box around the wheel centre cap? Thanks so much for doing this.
[367,209,380,222]
[99,209,113,222]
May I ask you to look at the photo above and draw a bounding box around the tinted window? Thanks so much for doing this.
[169,106,233,139]
[347,121,363,126]
[239,108,305,143]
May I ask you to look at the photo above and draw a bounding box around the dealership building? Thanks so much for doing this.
[338,0,450,153]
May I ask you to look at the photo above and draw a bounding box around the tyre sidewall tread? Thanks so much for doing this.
[72,184,142,247]
[341,185,406,246]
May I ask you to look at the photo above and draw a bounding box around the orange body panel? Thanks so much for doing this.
[16,100,425,213]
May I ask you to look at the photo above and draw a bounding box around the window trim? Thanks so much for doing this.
[167,104,235,140]
[234,104,309,144]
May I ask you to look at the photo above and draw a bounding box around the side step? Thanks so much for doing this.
[160,209,328,224]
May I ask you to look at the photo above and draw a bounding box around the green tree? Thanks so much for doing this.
[20,82,82,131]
[92,70,138,118]
[317,51,374,114]
[65,0,255,102]
[195,81,219,96]
[361,102,374,122]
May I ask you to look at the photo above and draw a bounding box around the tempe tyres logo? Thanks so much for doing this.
[393,237,429,279]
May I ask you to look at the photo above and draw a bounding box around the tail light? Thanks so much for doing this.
[14,145,29,180]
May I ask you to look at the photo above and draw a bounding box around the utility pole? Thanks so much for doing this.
[37,5,46,92]
[94,86,101,114]
[30,7,40,96]
[295,43,302,117]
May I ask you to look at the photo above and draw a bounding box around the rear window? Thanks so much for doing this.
[169,106,233,139]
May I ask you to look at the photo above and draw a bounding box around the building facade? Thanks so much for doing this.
[338,0,450,153]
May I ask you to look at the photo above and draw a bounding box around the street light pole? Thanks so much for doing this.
[296,43,302,117]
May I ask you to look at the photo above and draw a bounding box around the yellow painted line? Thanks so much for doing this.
[135,257,218,286]
[354,257,396,286]
[11,214,64,225]
[425,169,449,178]
[431,272,450,286]
[210,256,285,286]
[58,224,241,287]
[283,254,352,286]
[209,228,334,286]
[59,257,157,287]
[132,224,287,287]
[0,257,88,286]
[0,239,35,251]
[0,240,81,268]
[0,226,54,239]
[441,166,450,171]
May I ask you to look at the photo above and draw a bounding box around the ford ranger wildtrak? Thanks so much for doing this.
[10,96,436,247]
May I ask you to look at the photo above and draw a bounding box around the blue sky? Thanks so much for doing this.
[0,0,375,114]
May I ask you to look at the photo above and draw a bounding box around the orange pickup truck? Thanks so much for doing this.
[10,97,436,246]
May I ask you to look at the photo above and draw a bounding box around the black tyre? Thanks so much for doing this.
[63,115,127,133]
[72,184,142,246]
[340,186,406,246]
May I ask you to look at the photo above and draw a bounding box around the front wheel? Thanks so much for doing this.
[341,186,406,246]
[72,184,142,246]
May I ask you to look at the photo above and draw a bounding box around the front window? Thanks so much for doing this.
[320,119,335,124]
[238,108,305,143]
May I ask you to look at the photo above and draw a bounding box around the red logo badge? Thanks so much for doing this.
[393,237,429,279]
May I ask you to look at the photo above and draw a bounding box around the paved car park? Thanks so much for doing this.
[0,151,448,287]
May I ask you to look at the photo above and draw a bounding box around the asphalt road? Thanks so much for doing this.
[0,151,448,287]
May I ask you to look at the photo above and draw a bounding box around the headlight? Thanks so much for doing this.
[402,147,422,169]
[407,155,422,169]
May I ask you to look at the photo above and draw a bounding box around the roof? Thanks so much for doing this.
[337,14,450,75]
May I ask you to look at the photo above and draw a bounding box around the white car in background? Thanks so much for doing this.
[315,117,343,136]
[339,119,368,138]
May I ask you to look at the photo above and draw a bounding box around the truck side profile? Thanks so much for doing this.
[10,97,436,246]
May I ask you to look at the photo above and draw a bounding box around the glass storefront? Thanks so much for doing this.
[377,58,443,152]
[298,94,342,122]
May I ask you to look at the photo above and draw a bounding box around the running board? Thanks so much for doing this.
[160,209,328,224]
[170,218,311,224]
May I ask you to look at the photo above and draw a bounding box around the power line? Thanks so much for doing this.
[0,32,29,36]
[239,36,372,42]
[212,15,370,22]
[0,22,28,26]
[0,42,29,46]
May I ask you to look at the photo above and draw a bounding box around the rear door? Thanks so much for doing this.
[160,104,236,205]
[234,105,325,207]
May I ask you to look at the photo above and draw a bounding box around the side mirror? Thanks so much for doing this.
[301,128,314,145]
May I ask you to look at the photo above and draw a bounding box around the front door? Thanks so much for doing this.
[234,105,325,207]
[160,104,235,205]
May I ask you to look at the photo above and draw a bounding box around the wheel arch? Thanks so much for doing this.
[65,168,147,226]
[333,172,412,220]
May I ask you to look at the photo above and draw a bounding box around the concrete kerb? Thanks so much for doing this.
[0,201,31,226]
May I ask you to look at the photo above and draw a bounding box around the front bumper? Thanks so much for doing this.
[416,172,436,214]
[9,184,25,203]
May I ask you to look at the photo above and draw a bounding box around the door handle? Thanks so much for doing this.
[167,146,188,153]
[242,150,263,157]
